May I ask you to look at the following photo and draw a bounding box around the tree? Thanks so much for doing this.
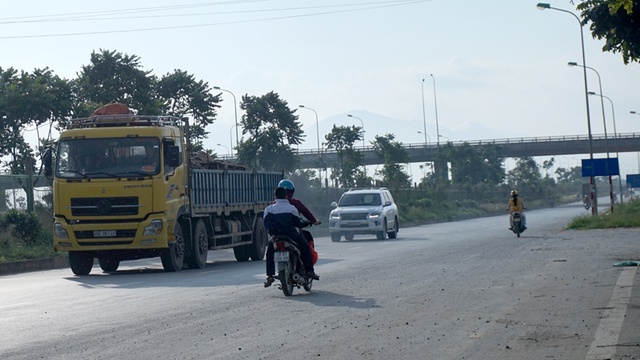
[75,49,160,115]
[158,70,221,151]
[555,166,583,184]
[324,125,363,188]
[577,0,640,64]
[0,67,73,173]
[236,91,302,171]
[439,142,505,186]
[372,134,410,190]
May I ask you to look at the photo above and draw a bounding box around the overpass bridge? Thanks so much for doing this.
[216,133,640,169]
[292,132,640,168]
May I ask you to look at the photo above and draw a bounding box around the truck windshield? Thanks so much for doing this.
[56,137,161,179]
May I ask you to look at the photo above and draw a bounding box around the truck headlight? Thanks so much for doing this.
[330,211,341,219]
[54,223,69,239]
[369,211,381,219]
[143,219,163,236]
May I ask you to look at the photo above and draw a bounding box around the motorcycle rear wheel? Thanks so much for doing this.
[279,260,294,296]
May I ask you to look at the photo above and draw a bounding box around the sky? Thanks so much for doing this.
[2,0,640,180]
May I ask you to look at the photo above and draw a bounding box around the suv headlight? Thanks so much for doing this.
[369,211,381,218]
[330,211,341,219]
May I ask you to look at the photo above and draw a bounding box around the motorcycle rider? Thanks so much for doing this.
[507,190,527,230]
[263,187,319,288]
[277,179,321,263]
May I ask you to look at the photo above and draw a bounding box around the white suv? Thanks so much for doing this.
[329,188,399,242]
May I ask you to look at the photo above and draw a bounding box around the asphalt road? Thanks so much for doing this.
[1,201,639,360]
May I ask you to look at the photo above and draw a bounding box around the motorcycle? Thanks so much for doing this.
[510,212,526,238]
[583,196,591,210]
[270,221,317,296]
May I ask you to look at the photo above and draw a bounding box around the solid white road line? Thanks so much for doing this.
[585,266,637,360]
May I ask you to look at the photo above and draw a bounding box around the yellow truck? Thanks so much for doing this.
[47,110,281,275]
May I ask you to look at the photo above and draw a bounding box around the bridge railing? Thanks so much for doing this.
[216,132,640,160]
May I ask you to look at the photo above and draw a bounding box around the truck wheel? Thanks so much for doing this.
[69,251,94,276]
[161,222,185,272]
[233,245,251,262]
[99,257,120,273]
[250,217,267,261]
[331,233,341,242]
[344,234,354,241]
[186,219,208,269]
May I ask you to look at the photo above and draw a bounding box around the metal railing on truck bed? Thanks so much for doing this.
[191,169,282,213]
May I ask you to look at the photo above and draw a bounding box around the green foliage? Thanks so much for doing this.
[236,92,302,172]
[372,134,411,191]
[577,0,640,64]
[0,66,73,172]
[1,210,45,246]
[437,142,504,186]
[325,125,365,187]
[567,198,640,229]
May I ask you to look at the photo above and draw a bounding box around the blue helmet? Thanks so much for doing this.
[278,179,295,196]
[278,179,295,191]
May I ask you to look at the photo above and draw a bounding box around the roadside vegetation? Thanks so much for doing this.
[0,206,56,263]
[567,198,640,229]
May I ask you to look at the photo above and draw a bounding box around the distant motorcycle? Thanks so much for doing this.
[583,196,591,210]
[510,212,526,238]
[270,221,317,296]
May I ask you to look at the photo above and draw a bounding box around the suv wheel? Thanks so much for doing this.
[331,233,341,242]
[387,217,398,239]
[376,220,387,240]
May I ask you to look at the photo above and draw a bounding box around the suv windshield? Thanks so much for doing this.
[338,193,382,207]
[56,137,160,179]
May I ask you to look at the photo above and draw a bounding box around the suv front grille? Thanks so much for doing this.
[341,213,368,221]
[70,197,139,216]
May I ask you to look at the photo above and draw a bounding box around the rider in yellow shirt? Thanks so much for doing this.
[507,190,526,230]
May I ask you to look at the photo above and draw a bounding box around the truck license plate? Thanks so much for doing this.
[274,252,289,262]
[94,230,116,238]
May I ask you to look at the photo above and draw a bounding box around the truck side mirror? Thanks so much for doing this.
[43,147,53,177]
[166,145,180,167]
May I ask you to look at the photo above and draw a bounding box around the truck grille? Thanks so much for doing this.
[70,197,139,216]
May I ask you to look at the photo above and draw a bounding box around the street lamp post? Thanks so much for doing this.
[347,114,366,149]
[417,131,430,144]
[421,79,428,145]
[537,3,597,214]
[347,114,367,175]
[589,92,623,204]
[298,105,320,154]
[570,61,613,213]
[299,105,321,183]
[631,111,640,176]
[216,143,230,155]
[213,86,239,150]
[430,74,440,146]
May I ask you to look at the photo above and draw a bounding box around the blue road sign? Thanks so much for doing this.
[627,174,640,188]
[582,158,620,177]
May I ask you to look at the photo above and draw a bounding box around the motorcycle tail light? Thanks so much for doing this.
[275,241,286,251]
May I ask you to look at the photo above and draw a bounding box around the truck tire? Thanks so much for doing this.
[98,257,120,273]
[161,222,185,272]
[233,244,251,262]
[186,219,208,269]
[250,217,267,261]
[331,233,341,242]
[69,251,94,276]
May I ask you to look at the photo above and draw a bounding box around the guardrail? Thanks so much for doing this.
[217,132,640,160]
